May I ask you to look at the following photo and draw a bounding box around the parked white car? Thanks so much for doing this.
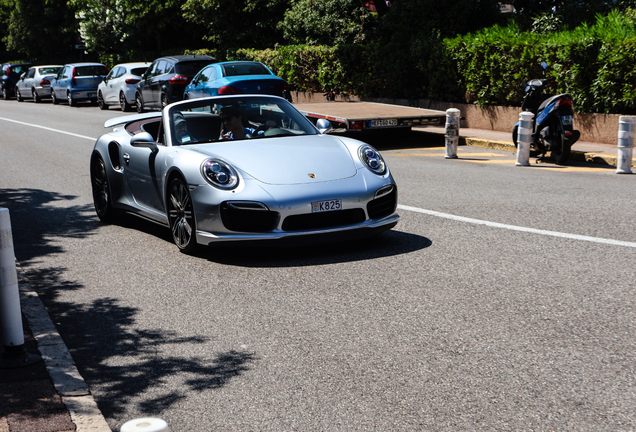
[97,62,149,111]
[15,65,62,103]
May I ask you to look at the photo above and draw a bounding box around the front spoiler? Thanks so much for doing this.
[195,213,399,247]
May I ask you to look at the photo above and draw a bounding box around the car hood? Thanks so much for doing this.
[191,135,358,185]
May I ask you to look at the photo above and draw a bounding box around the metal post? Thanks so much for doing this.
[516,112,534,166]
[616,116,635,174]
[0,208,42,368]
[445,108,460,159]
[121,418,170,432]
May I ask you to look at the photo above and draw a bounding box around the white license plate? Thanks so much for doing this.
[312,199,342,213]
[370,118,398,127]
[562,115,573,126]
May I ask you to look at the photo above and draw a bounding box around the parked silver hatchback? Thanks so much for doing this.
[15,65,62,103]
[97,62,149,111]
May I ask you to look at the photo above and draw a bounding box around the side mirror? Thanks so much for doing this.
[131,132,158,151]
[316,118,333,134]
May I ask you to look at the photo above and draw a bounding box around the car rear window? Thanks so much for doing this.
[38,67,61,75]
[222,63,270,77]
[11,65,30,75]
[74,65,108,76]
[131,67,148,76]
[175,61,215,76]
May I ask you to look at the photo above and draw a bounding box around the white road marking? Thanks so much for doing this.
[398,204,636,248]
[0,117,96,141]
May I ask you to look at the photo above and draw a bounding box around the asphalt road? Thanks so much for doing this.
[1,99,635,431]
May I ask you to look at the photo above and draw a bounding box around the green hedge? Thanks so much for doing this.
[185,11,636,115]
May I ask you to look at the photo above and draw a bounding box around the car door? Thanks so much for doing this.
[149,60,168,108]
[122,121,167,215]
[16,68,31,96]
[139,61,158,108]
[51,66,68,98]
[101,67,118,103]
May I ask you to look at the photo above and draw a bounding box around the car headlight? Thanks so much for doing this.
[201,159,239,190]
[358,145,386,175]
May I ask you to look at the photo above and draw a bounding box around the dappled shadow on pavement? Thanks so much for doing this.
[1,187,257,421]
[0,188,98,263]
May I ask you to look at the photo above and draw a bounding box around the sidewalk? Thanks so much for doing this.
[417,125,634,167]
[1,265,111,432]
[1,124,633,432]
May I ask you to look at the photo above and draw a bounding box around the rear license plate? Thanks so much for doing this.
[370,118,398,127]
[562,115,573,126]
[312,199,342,213]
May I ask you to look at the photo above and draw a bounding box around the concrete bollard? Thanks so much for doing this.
[616,116,635,174]
[0,208,42,369]
[121,418,170,432]
[516,111,534,166]
[444,108,461,159]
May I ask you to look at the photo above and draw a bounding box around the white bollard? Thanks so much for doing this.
[444,108,461,159]
[516,111,534,166]
[616,116,635,174]
[0,208,41,368]
[121,418,170,432]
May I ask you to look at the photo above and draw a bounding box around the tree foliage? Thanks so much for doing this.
[182,0,290,52]
[279,0,370,45]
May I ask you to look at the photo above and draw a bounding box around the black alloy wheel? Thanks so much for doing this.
[98,91,108,110]
[91,156,115,223]
[167,177,197,253]
[32,88,41,103]
[136,93,144,113]
[120,92,132,112]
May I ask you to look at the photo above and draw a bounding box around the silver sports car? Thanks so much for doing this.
[90,95,399,252]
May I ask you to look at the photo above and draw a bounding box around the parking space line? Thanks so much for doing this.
[398,204,636,248]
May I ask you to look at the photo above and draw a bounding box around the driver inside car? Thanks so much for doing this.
[220,106,264,140]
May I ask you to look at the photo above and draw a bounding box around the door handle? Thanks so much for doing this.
[123,153,130,165]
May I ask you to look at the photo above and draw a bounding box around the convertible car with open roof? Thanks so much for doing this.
[90,95,398,252]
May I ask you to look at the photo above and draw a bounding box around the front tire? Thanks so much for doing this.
[167,177,197,253]
[91,156,116,223]
[548,115,570,165]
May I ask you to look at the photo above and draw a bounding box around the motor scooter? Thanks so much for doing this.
[512,62,580,164]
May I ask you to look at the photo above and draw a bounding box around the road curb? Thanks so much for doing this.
[17,263,111,432]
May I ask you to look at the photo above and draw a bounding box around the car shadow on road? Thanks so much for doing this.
[198,229,432,267]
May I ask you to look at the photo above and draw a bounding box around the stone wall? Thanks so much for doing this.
[291,91,623,145]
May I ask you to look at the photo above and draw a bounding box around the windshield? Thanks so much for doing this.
[167,96,319,146]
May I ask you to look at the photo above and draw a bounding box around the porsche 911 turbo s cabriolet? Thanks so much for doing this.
[90,95,399,253]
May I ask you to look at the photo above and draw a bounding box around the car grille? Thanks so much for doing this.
[282,209,366,231]
[367,187,397,219]
[220,202,280,232]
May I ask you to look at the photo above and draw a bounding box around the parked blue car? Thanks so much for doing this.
[50,62,109,106]
[183,61,289,100]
